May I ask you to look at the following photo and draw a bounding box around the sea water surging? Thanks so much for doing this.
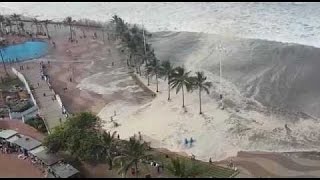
[150,31,320,119]
[0,2,319,48]
[148,31,320,161]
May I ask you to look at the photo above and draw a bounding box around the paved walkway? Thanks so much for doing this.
[16,63,66,132]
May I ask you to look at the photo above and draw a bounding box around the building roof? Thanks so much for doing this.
[12,135,42,151]
[0,129,18,139]
[34,149,62,166]
[50,163,79,178]
[6,134,20,143]
[0,119,45,141]
[29,145,46,155]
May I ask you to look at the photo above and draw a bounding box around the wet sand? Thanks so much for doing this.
[0,153,44,178]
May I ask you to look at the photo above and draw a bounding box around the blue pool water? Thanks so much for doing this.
[0,41,49,63]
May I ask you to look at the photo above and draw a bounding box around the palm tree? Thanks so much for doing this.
[10,13,20,34]
[64,16,73,41]
[101,131,117,170]
[169,67,193,108]
[42,19,51,39]
[5,18,13,34]
[146,57,160,92]
[0,15,5,35]
[18,22,25,35]
[166,157,203,178]
[160,60,175,101]
[113,137,151,178]
[190,72,212,114]
[31,18,40,36]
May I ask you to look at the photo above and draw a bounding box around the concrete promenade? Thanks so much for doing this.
[17,63,66,132]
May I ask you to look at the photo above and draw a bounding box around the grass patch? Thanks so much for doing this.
[8,100,33,112]
[25,116,48,134]
[148,149,239,178]
[0,76,24,91]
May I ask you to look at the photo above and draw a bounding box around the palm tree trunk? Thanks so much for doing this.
[45,26,50,39]
[36,25,39,36]
[199,87,202,114]
[120,161,125,178]
[182,85,185,107]
[69,25,73,40]
[108,158,113,170]
[135,161,138,178]
[168,80,170,101]
[0,22,3,35]
[138,65,142,76]
[156,72,159,92]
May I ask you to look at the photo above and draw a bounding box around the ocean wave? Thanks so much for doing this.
[0,2,319,48]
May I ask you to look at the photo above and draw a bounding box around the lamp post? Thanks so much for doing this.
[216,43,226,99]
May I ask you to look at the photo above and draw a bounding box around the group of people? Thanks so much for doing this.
[19,64,25,70]
[0,135,51,176]
[184,137,194,147]
[0,140,16,154]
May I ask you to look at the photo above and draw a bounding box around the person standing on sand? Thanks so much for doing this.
[138,132,142,141]
[190,137,194,147]
[184,138,188,145]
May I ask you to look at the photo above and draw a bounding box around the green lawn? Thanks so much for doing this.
[146,149,239,178]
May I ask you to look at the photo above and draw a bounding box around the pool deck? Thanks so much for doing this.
[16,63,66,132]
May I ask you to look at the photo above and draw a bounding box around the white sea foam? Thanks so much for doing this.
[0,2,319,47]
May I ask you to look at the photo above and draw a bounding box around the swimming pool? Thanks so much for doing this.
[0,41,49,63]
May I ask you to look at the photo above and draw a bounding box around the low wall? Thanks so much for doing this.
[9,105,38,122]
[11,67,38,107]
[130,72,157,97]
[46,78,68,116]
[10,67,40,122]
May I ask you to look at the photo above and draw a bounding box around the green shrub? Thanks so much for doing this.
[25,116,47,133]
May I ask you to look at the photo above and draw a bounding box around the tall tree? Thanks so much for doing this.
[0,15,4,35]
[31,18,40,36]
[10,13,20,34]
[113,137,151,178]
[190,72,212,114]
[42,19,51,39]
[18,22,25,35]
[169,67,193,108]
[160,60,175,100]
[146,56,160,92]
[5,18,13,34]
[101,131,118,170]
[64,16,73,41]
[43,112,105,163]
